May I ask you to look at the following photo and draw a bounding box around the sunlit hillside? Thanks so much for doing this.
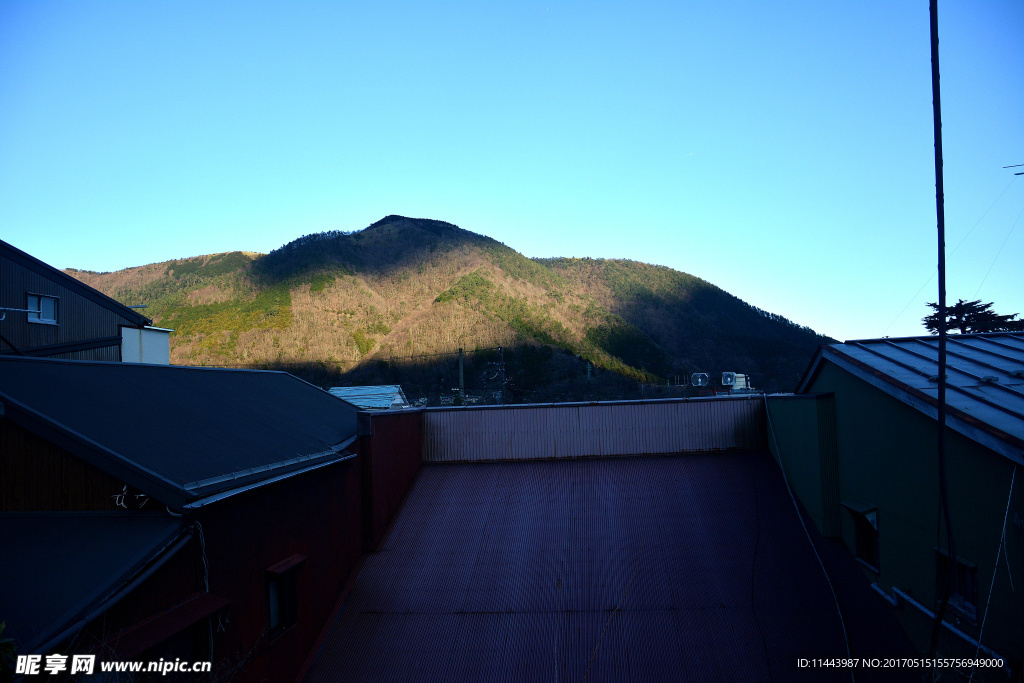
[68,215,833,398]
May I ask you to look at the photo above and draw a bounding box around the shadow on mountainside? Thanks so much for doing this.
[250,216,497,284]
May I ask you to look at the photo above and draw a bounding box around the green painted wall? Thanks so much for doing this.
[765,393,840,537]
[806,361,1022,667]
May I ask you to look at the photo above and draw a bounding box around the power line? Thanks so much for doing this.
[881,176,1019,335]
[974,202,1024,297]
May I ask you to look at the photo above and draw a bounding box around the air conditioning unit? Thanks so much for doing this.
[690,373,709,387]
[721,372,736,386]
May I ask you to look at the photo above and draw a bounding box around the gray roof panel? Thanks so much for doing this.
[798,333,1024,463]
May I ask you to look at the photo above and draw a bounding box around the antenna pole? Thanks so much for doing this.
[498,346,506,405]
[928,0,956,661]
[458,347,465,405]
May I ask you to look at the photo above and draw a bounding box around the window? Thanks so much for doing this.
[267,555,305,639]
[936,551,978,623]
[267,574,296,637]
[841,500,879,572]
[853,510,879,570]
[27,294,58,324]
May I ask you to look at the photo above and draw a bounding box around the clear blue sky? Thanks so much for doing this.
[2,1,1021,342]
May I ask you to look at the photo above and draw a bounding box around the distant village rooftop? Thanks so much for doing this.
[328,385,410,411]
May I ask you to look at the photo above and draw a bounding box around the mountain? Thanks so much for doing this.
[67,215,833,400]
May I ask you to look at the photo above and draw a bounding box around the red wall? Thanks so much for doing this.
[359,411,423,551]
[194,457,363,683]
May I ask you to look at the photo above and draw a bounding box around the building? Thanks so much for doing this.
[0,356,371,681]
[767,333,1022,675]
[0,238,170,363]
[303,398,917,682]
[328,385,410,410]
[5,350,961,680]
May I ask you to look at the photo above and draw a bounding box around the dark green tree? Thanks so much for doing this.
[923,299,1024,334]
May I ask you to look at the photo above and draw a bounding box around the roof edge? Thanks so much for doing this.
[795,345,828,394]
[182,451,357,510]
[0,390,190,507]
[0,354,291,373]
[29,520,191,653]
[817,346,1023,465]
[843,331,1022,344]
[180,434,359,498]
[0,335,122,358]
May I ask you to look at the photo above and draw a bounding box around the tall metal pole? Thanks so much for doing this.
[498,346,506,405]
[458,347,465,405]
[928,0,956,660]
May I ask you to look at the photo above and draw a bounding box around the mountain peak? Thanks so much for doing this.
[68,217,832,395]
[365,215,461,233]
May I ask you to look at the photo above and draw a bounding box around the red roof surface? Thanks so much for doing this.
[306,452,908,682]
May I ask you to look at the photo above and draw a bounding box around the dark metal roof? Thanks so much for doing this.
[0,511,186,652]
[306,454,871,682]
[797,333,1024,464]
[0,356,361,506]
[0,238,152,327]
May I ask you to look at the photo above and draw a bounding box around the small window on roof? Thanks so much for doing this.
[27,294,58,325]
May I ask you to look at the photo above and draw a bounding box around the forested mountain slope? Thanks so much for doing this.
[68,215,832,397]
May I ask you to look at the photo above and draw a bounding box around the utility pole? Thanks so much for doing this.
[498,346,506,405]
[928,0,956,661]
[458,347,465,405]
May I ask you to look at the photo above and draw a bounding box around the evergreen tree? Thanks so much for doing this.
[923,299,1024,334]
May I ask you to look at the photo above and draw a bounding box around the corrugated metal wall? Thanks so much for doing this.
[47,346,122,361]
[1,252,137,354]
[423,397,766,462]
